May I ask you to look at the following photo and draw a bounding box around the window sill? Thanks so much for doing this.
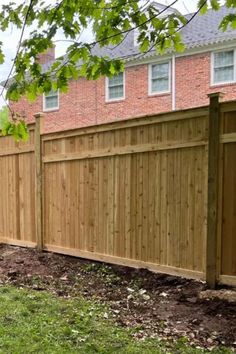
[148,92,171,98]
[210,81,236,88]
[105,98,125,104]
[43,108,60,113]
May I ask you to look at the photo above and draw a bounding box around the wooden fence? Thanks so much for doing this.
[0,93,235,288]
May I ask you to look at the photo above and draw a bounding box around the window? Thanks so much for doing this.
[43,90,59,111]
[149,62,170,94]
[106,72,125,101]
[212,50,235,84]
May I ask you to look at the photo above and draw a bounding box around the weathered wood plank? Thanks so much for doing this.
[206,93,222,289]
[34,113,43,250]
[43,139,207,163]
[44,244,205,280]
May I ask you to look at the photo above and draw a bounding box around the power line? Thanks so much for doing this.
[127,0,207,61]
[91,0,180,46]
[0,0,34,106]
[1,0,207,99]
[2,0,180,92]
[49,0,180,72]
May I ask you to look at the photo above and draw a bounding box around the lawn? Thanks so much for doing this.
[0,286,233,354]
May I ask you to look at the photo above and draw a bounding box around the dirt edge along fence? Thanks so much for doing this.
[0,92,235,289]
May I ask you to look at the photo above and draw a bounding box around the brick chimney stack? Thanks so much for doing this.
[36,45,55,65]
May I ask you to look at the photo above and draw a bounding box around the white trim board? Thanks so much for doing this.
[125,40,236,68]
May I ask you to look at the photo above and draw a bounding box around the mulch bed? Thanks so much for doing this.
[0,244,235,351]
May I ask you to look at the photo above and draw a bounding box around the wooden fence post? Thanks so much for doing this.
[34,112,44,250]
[206,92,223,289]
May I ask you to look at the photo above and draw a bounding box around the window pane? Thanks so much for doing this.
[214,66,234,83]
[214,51,234,67]
[44,90,58,109]
[152,63,169,79]
[109,85,124,99]
[152,77,169,92]
[45,95,58,109]
[108,72,124,99]
[108,73,123,87]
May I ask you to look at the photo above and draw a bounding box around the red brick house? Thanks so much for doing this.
[6,3,236,133]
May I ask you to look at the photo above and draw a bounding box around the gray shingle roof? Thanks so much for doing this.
[2,3,236,87]
[87,4,236,64]
[181,6,236,49]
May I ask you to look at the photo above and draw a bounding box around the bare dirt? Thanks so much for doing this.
[0,244,235,351]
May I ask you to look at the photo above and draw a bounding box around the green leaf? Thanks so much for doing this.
[6,83,21,101]
[210,0,221,10]
[174,41,185,53]
[140,38,150,53]
[15,121,29,141]
[198,0,208,14]
[0,49,4,64]
[109,63,116,75]
[220,13,236,31]
[0,0,235,113]
[0,106,9,129]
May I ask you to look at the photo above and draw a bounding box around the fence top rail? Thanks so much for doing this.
[220,100,236,113]
[41,105,209,142]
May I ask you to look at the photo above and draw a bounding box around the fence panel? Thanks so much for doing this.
[42,110,208,278]
[0,102,235,286]
[0,127,36,246]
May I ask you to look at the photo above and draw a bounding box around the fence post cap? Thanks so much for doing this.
[34,112,44,119]
[207,92,224,99]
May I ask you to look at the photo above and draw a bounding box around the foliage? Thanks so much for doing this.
[0,105,8,129]
[0,285,233,353]
[0,0,236,103]
[0,106,28,141]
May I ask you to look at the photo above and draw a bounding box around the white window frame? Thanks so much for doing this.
[105,72,125,102]
[211,49,236,86]
[43,90,59,112]
[148,61,171,95]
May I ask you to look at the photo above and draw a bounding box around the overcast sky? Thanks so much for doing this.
[0,0,216,108]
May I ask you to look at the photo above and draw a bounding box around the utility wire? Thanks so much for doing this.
[50,0,180,72]
[0,0,34,109]
[1,0,207,99]
[128,0,207,62]
[51,0,207,68]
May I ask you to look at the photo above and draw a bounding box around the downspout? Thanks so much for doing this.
[172,54,176,111]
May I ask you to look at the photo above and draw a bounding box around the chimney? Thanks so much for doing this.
[36,45,55,65]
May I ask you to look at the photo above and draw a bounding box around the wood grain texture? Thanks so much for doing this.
[0,102,235,285]
[42,112,208,274]
[0,129,35,246]
[206,94,221,289]
[221,142,236,276]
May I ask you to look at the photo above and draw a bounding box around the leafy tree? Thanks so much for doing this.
[0,105,28,141]
[0,106,8,130]
[0,0,235,103]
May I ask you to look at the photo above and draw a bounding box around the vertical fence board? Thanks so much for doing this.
[221,143,236,276]
[35,113,43,250]
[1,104,235,284]
[206,93,221,289]
[220,109,236,280]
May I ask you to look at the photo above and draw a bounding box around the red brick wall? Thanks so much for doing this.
[176,52,236,109]
[10,51,236,133]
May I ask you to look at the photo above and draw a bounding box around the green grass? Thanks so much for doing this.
[0,286,233,354]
